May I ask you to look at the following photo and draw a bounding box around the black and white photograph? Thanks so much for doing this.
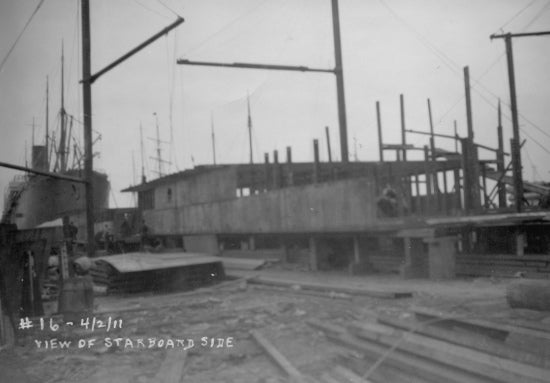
[1,0,550,382]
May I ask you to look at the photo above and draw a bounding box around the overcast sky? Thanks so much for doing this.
[1,0,549,209]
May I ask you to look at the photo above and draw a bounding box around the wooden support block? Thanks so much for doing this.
[251,330,308,383]
[153,350,187,383]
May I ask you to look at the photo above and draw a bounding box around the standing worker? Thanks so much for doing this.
[140,220,150,250]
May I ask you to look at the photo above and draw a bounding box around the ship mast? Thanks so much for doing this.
[58,42,67,172]
[140,122,146,183]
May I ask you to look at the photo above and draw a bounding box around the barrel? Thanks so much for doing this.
[57,276,94,322]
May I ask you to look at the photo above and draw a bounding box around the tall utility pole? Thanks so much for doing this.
[79,3,183,258]
[490,31,550,212]
[45,76,49,170]
[81,0,94,257]
[331,0,348,162]
[247,93,253,164]
[496,100,506,208]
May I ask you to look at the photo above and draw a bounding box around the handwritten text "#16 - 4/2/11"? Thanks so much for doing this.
[34,337,235,350]
[18,316,123,332]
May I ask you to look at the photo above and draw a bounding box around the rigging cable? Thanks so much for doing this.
[496,0,539,32]
[156,0,183,18]
[0,0,45,74]
[182,0,271,56]
[379,0,550,150]
[132,0,171,20]
[524,1,550,29]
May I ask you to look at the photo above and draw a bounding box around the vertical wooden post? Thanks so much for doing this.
[325,126,332,163]
[414,173,421,214]
[453,168,462,212]
[427,98,436,155]
[273,150,279,188]
[424,146,432,214]
[503,34,524,213]
[482,165,489,208]
[81,0,95,257]
[454,120,460,153]
[430,136,441,212]
[464,66,474,141]
[400,94,407,161]
[264,153,270,191]
[286,146,293,186]
[461,138,481,212]
[442,170,449,214]
[496,101,507,208]
[331,0,349,163]
[313,139,319,183]
[376,101,384,162]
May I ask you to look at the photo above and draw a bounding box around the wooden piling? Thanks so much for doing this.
[313,139,319,183]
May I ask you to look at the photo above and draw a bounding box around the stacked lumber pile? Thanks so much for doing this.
[90,260,225,294]
[456,254,550,279]
[307,307,550,383]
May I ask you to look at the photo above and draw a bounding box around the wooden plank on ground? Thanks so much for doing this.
[307,320,491,383]
[348,321,548,383]
[248,277,412,299]
[377,313,550,369]
[339,352,429,383]
[332,365,373,383]
[250,330,308,383]
[413,307,550,342]
[251,284,352,300]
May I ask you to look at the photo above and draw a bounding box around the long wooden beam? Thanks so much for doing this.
[176,59,333,74]
[0,161,86,183]
[86,17,184,84]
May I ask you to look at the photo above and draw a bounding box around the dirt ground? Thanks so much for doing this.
[1,268,549,383]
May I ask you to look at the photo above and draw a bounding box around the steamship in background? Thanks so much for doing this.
[1,133,110,236]
[1,53,134,241]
